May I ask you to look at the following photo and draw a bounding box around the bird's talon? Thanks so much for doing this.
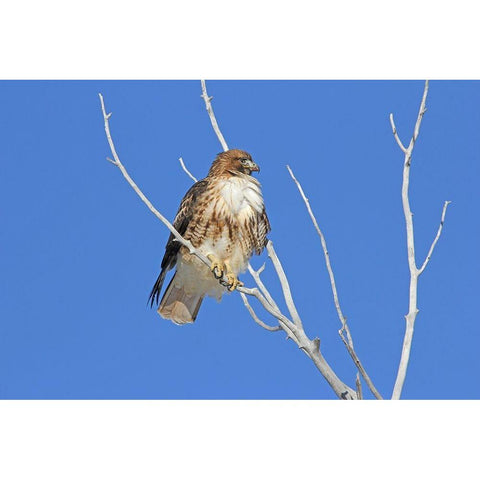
[226,274,242,292]
[207,255,225,279]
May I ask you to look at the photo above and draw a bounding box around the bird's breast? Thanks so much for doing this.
[217,176,264,217]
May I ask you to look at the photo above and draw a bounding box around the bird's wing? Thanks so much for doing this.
[148,178,209,306]
[255,206,271,254]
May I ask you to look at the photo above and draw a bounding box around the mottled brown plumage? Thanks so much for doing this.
[149,149,270,325]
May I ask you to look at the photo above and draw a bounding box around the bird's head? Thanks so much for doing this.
[208,149,260,177]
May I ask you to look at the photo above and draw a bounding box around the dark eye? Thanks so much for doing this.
[240,158,249,164]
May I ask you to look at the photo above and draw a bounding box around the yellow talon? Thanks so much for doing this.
[207,254,225,279]
[226,273,244,292]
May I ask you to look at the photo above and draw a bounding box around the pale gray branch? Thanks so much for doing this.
[286,164,382,399]
[418,200,451,275]
[389,114,408,154]
[99,93,199,258]
[410,82,429,150]
[339,328,382,399]
[390,80,441,400]
[286,165,348,333]
[240,292,281,331]
[356,373,363,400]
[200,80,228,152]
[247,263,281,313]
[265,241,303,329]
[178,157,198,183]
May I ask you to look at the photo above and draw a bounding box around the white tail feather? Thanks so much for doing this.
[158,274,204,325]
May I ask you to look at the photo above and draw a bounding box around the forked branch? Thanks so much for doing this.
[286,165,382,400]
[389,81,450,399]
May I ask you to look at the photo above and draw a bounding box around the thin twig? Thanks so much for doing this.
[200,80,228,152]
[99,94,199,257]
[286,166,349,338]
[178,157,198,183]
[355,373,363,400]
[418,200,451,275]
[389,114,408,154]
[338,328,382,399]
[247,263,280,313]
[286,164,383,399]
[265,241,303,328]
[240,293,281,331]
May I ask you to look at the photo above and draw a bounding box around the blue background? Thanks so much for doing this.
[0,80,478,399]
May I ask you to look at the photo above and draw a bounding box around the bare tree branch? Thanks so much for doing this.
[286,166,349,334]
[389,114,408,154]
[240,282,357,399]
[287,165,383,399]
[265,241,303,329]
[356,373,363,400]
[99,94,200,258]
[418,200,451,275]
[178,157,198,183]
[239,292,281,332]
[247,263,281,313]
[390,80,450,400]
[201,80,228,152]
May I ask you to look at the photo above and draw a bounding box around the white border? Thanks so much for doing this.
[1,1,479,78]
[0,401,478,479]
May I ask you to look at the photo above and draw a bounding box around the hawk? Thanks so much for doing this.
[148,149,271,325]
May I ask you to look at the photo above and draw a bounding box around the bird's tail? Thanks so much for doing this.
[148,268,168,308]
[158,273,204,325]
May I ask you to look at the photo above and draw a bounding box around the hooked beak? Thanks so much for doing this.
[246,160,260,173]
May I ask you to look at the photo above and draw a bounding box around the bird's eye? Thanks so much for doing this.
[240,158,249,164]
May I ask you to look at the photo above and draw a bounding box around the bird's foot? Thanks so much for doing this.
[207,254,225,279]
[225,273,244,292]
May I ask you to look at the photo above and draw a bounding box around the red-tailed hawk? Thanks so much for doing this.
[148,149,270,325]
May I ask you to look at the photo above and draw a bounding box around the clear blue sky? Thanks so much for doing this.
[0,80,478,399]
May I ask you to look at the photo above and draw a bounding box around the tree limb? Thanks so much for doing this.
[286,164,383,400]
[265,241,303,329]
[240,292,281,332]
[418,200,451,275]
[178,157,198,183]
[201,80,228,152]
[390,81,450,399]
